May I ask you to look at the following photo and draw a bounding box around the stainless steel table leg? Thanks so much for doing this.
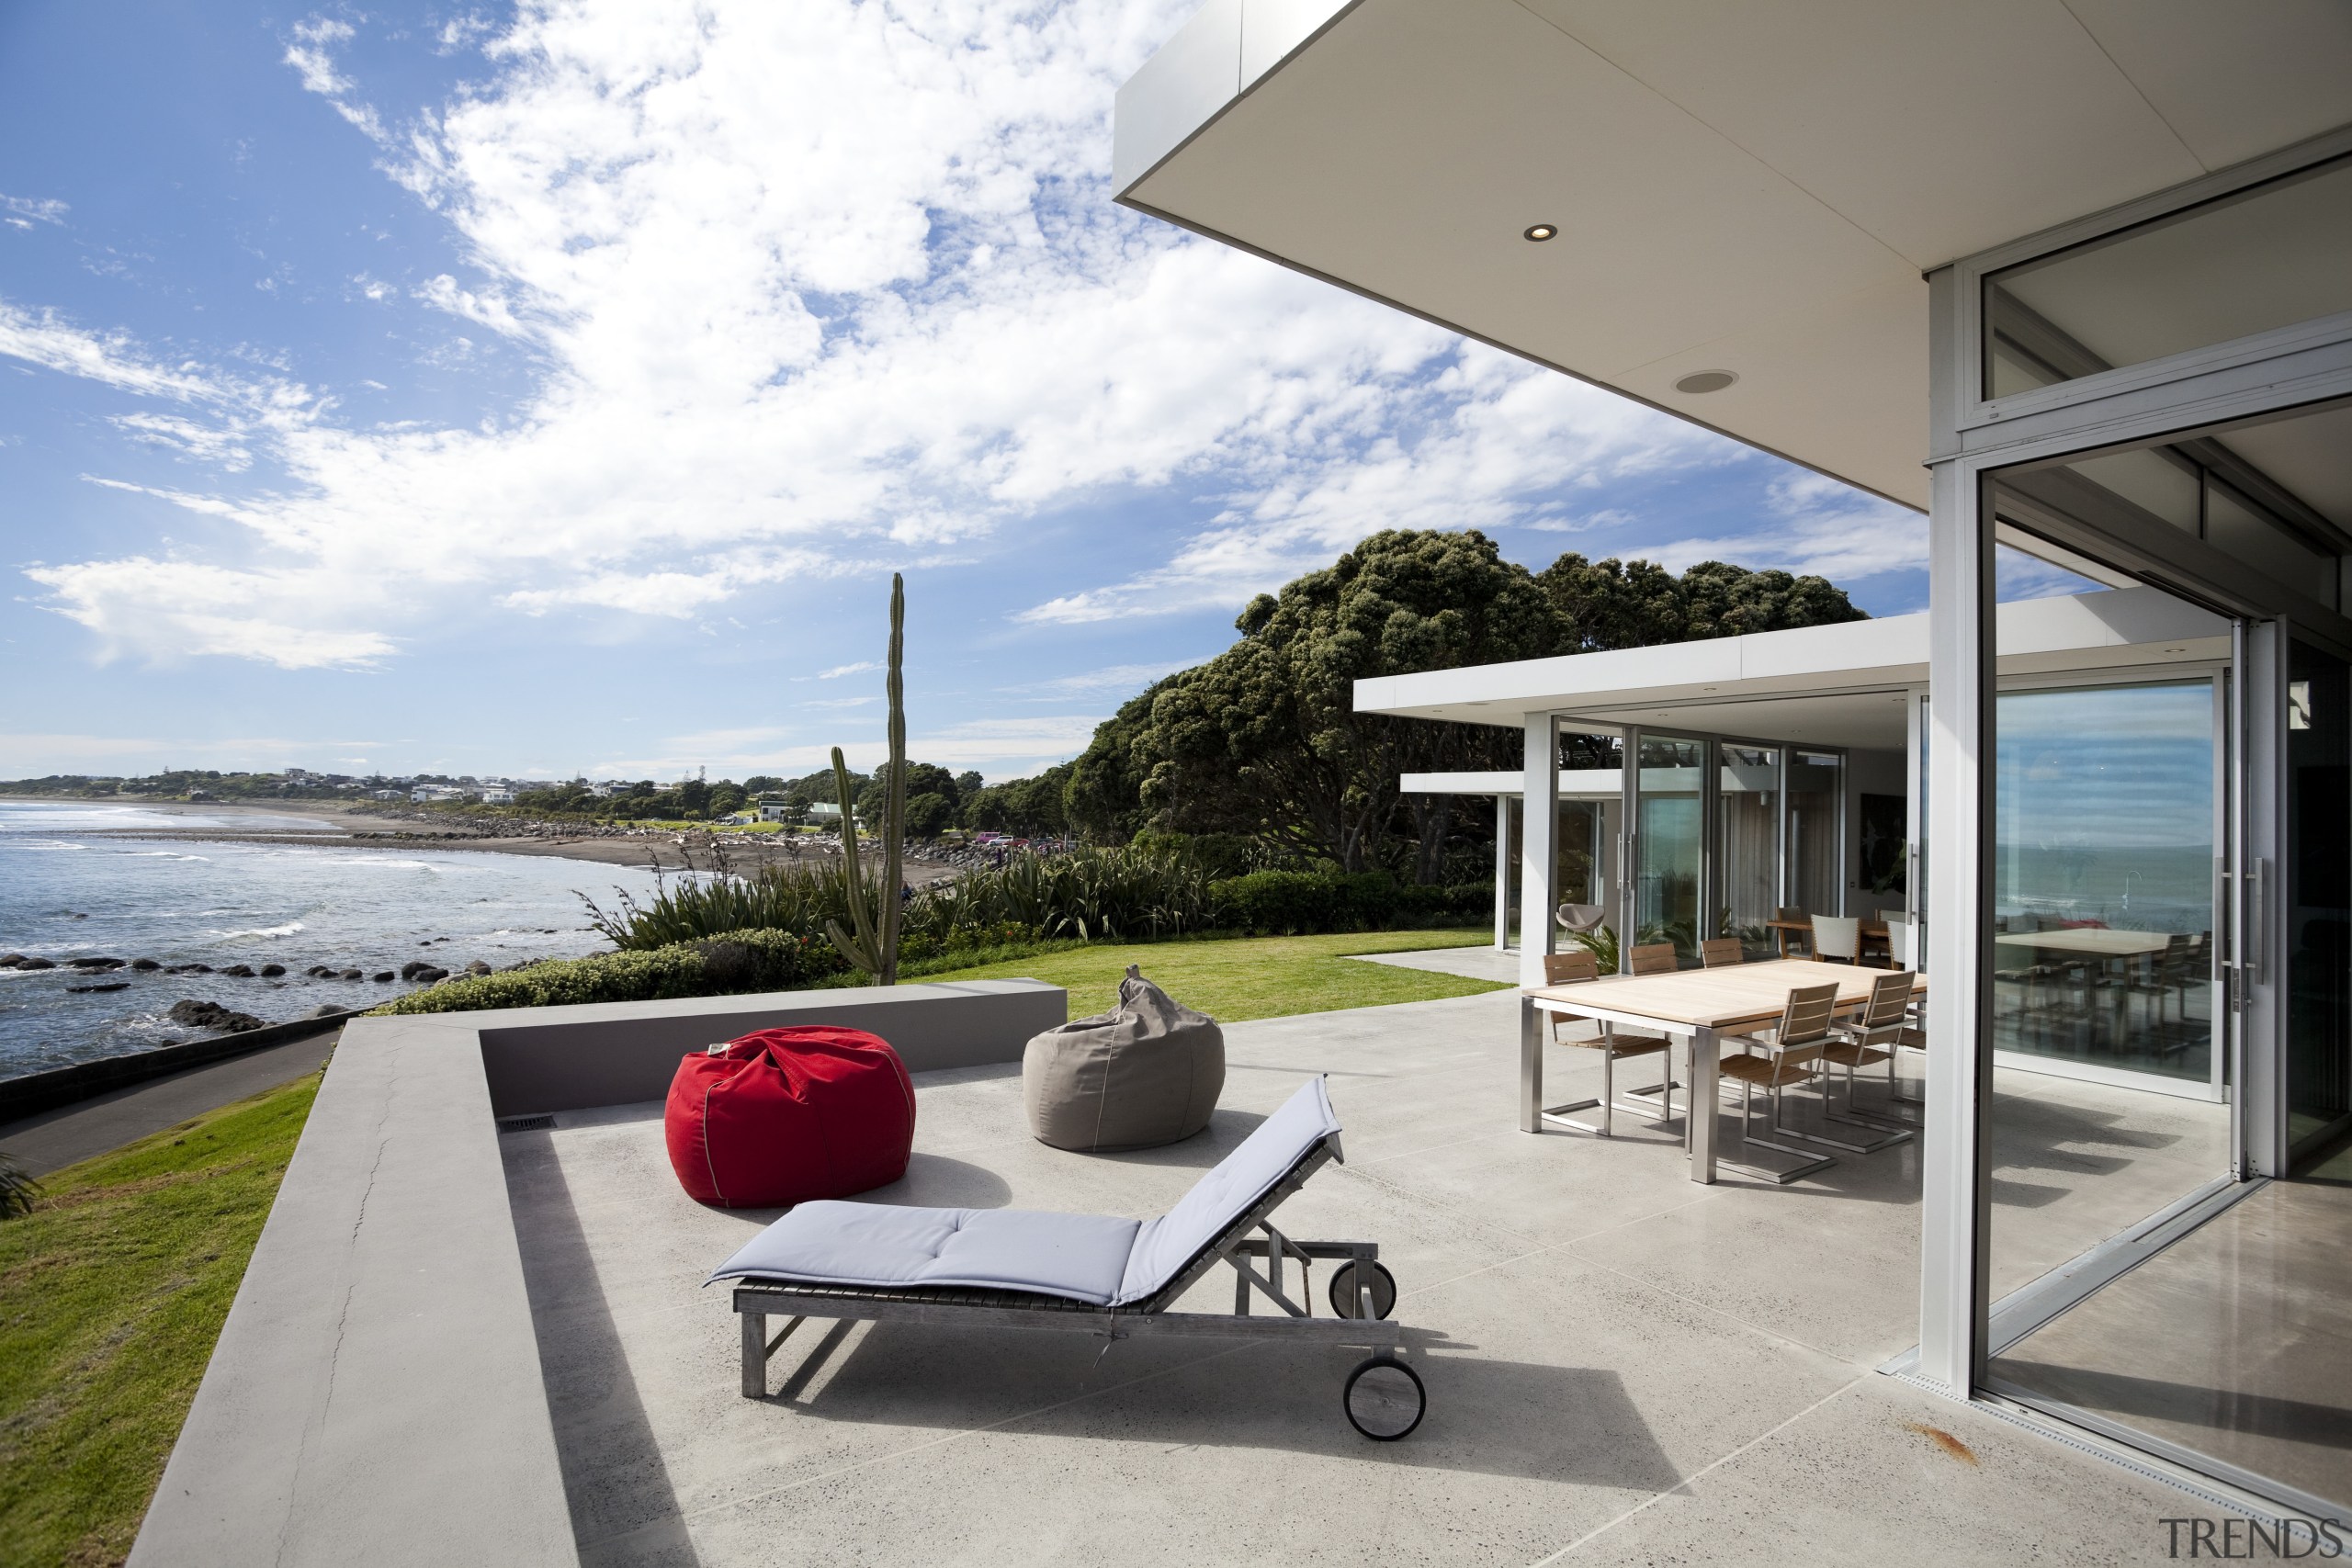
[1688,1025,1717,1182]
[1521,996,1544,1134]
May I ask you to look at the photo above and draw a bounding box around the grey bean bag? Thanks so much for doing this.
[1023,964,1225,1152]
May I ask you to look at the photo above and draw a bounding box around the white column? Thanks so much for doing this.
[1493,794,1513,949]
[1917,453,1992,1400]
[1518,716,1559,989]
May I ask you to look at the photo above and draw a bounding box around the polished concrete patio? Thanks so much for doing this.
[503,968,2232,1566]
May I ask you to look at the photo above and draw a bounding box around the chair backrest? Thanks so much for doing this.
[1812,915,1860,960]
[1556,903,1608,932]
[1776,982,1842,1054]
[1860,968,1915,1029]
[1886,920,1914,967]
[1699,936,1745,968]
[1628,942,1679,976]
[1775,906,1807,922]
[1544,950,1600,986]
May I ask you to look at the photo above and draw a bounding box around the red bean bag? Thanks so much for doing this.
[664,1026,916,1208]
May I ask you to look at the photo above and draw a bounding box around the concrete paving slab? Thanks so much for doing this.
[507,986,2233,1566]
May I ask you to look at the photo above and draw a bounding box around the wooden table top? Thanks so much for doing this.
[1526,958,1923,1031]
[1992,928,2177,959]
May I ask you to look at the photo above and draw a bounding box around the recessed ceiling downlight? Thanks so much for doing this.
[1522,223,1557,242]
[1674,370,1738,394]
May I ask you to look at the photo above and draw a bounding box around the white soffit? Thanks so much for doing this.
[1117,0,2352,512]
[1351,587,2229,725]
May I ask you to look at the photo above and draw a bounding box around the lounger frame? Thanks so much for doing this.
[733,1136,1404,1399]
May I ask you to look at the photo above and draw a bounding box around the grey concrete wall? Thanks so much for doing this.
[126,979,1064,1566]
[127,1011,580,1568]
[475,979,1068,1116]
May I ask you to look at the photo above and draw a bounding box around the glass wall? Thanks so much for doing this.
[1984,153,2352,399]
[1992,680,2219,1085]
[1557,798,1605,908]
[1634,735,1704,965]
[1786,750,1844,917]
[1718,743,1781,958]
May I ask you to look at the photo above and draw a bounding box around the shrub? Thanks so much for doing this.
[1208,871,1487,935]
[373,928,848,1016]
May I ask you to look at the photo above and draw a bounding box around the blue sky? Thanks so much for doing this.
[0,1,2075,784]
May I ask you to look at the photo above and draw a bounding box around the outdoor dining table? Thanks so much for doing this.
[1521,959,1927,1185]
[1992,926,2172,1041]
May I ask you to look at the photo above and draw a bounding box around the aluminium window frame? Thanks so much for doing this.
[1919,127,2352,1511]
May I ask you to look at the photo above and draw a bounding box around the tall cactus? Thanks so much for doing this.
[825,573,907,984]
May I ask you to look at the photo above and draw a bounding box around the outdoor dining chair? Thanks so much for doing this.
[1774,906,1812,958]
[1811,915,1861,964]
[1716,981,1840,1177]
[1539,950,1672,1137]
[1824,968,1922,1139]
[1556,903,1608,935]
[1699,936,1745,968]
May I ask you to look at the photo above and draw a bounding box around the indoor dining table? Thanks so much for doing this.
[1522,959,1926,1185]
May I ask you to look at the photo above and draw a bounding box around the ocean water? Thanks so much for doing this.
[0,802,660,1078]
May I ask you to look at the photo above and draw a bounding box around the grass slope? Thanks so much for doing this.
[918,928,1508,1022]
[0,1075,320,1568]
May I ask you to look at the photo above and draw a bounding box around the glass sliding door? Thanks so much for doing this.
[1718,743,1781,959]
[1992,679,2220,1087]
[1632,734,1705,966]
[1786,750,1845,918]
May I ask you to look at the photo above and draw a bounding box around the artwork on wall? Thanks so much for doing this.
[1860,793,1906,897]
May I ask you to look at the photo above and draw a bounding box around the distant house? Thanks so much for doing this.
[480,789,514,805]
[371,789,405,802]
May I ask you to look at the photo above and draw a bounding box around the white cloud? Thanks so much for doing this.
[806,661,881,681]
[284,17,387,143]
[1005,660,1198,697]
[108,412,254,471]
[7,0,1851,676]
[2,194,68,229]
[1639,471,1926,581]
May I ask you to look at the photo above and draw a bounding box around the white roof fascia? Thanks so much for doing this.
[1356,587,2228,725]
[1400,769,1623,798]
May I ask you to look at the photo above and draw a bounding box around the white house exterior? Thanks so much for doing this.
[1119,1,2352,1525]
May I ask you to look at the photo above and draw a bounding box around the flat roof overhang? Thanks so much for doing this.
[1114,2,2352,511]
[1354,586,2228,734]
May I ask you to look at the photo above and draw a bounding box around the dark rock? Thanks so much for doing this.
[258,963,287,978]
[305,965,334,977]
[170,963,213,975]
[167,998,265,1032]
[130,957,162,971]
[465,960,492,976]
[16,957,55,970]
[371,971,395,983]
[309,1003,345,1019]
[339,968,363,980]
[220,964,256,978]
[67,981,131,993]
[414,965,447,982]
[399,960,432,980]
[67,956,126,970]
[0,953,24,967]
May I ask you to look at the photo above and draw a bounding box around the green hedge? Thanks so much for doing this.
[371,928,848,1016]
[1207,871,1487,936]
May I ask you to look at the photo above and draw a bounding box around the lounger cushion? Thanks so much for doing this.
[1023,965,1224,1152]
[707,1202,1140,1304]
[707,1077,1341,1311]
[665,1026,915,1208]
[1113,1077,1339,1306]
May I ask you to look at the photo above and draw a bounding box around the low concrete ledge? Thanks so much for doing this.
[476,978,1069,1116]
[129,979,1066,1567]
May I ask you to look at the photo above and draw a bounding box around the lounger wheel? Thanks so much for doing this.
[1343,1356,1425,1441]
[1327,1260,1396,1320]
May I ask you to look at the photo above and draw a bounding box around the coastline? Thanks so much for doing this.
[0,796,963,881]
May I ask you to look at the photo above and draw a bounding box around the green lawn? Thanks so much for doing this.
[0,1074,319,1568]
[919,928,1510,1021]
